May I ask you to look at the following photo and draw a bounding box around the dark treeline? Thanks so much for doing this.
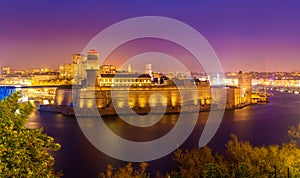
[100,131,300,178]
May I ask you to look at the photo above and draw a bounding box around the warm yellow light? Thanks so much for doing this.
[87,100,93,108]
[43,100,49,105]
[117,100,125,108]
[128,98,136,108]
[138,95,147,107]
[79,100,84,108]
[171,94,178,107]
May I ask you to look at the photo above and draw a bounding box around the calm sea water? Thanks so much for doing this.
[27,91,300,178]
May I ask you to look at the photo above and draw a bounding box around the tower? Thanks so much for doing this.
[86,49,99,87]
[86,49,99,70]
[128,64,132,73]
[238,71,252,104]
[145,64,152,75]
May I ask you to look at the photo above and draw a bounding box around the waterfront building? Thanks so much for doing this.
[32,73,58,85]
[59,63,74,79]
[238,71,252,104]
[226,86,242,108]
[98,73,152,87]
[59,54,87,81]
[73,54,87,84]
[0,74,32,85]
[24,68,49,74]
[270,79,300,87]
[196,80,211,105]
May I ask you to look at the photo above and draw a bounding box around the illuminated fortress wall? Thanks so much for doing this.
[52,84,250,116]
[76,86,212,111]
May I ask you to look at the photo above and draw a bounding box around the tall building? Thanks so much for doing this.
[238,71,252,104]
[72,54,81,64]
[73,54,87,83]
[59,63,73,79]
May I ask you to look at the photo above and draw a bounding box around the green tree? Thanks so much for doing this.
[0,92,61,177]
[225,134,300,177]
[225,135,257,176]
[99,162,149,178]
[235,162,253,178]
[170,146,216,178]
[201,163,225,178]
[100,129,300,177]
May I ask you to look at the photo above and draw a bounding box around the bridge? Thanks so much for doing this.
[0,85,70,103]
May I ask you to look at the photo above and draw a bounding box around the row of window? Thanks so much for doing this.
[99,79,151,83]
[99,83,147,87]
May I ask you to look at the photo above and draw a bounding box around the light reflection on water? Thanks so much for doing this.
[232,107,253,121]
[26,112,42,129]
[26,91,300,178]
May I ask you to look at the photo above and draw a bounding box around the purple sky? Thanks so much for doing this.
[1,0,300,72]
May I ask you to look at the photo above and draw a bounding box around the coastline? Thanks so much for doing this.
[38,103,251,116]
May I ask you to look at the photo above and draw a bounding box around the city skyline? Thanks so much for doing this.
[1,1,300,72]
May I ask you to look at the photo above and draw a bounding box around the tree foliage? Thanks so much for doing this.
[169,146,228,178]
[99,162,149,178]
[100,132,300,178]
[170,134,300,178]
[0,92,61,177]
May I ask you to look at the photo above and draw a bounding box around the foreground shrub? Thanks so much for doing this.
[100,125,300,177]
[99,162,149,178]
[0,92,61,177]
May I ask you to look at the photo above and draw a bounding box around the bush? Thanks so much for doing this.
[0,92,61,177]
[100,127,300,177]
[99,162,149,178]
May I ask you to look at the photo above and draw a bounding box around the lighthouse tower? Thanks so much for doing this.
[86,49,99,87]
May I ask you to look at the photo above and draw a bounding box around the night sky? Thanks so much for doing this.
[1,0,300,72]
